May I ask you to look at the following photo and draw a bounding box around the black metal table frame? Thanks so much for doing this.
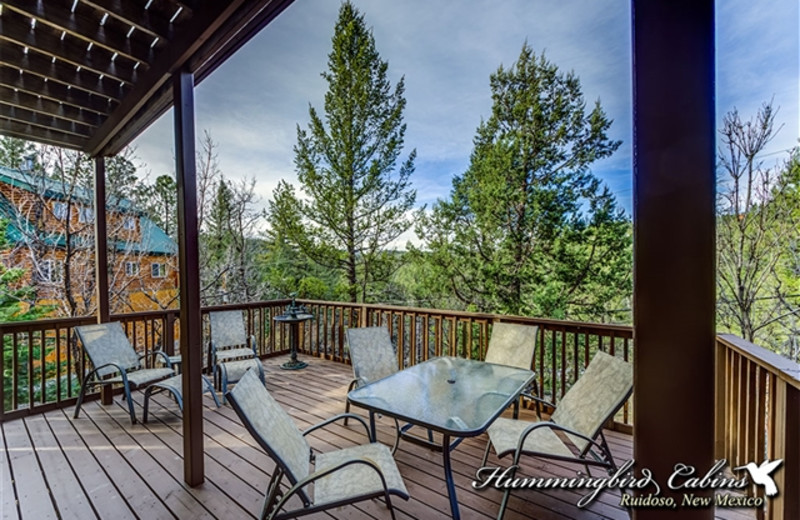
[348,358,535,520]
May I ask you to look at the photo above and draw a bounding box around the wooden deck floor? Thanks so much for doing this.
[2,356,756,520]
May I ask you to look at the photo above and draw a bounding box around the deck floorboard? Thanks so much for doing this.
[0,355,757,520]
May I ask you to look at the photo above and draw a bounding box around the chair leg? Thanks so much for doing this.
[497,487,512,520]
[123,384,137,424]
[202,375,221,408]
[383,488,397,520]
[220,367,229,404]
[262,468,284,520]
[532,380,542,418]
[344,380,357,426]
[481,438,492,467]
[73,381,91,419]
[142,387,155,423]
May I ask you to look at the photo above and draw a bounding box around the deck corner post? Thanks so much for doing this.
[632,1,716,518]
[94,156,113,405]
[174,67,204,486]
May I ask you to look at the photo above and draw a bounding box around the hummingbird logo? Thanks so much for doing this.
[734,459,783,497]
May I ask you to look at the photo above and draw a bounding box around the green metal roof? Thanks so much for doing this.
[0,166,176,256]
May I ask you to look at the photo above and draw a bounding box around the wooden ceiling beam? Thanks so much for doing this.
[0,10,137,86]
[0,118,87,150]
[0,65,112,116]
[78,0,174,42]
[0,85,102,128]
[97,0,296,156]
[0,104,93,138]
[0,43,126,101]
[86,0,248,156]
[1,0,156,65]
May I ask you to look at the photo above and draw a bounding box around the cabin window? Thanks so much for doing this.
[123,216,137,230]
[78,207,94,223]
[53,202,69,220]
[151,263,166,278]
[125,262,140,276]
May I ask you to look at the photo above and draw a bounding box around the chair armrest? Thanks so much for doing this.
[521,392,555,409]
[248,335,257,356]
[515,421,611,462]
[302,413,373,442]
[272,457,393,513]
[85,362,125,382]
[139,350,172,368]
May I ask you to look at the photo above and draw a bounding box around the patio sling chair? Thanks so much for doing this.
[227,369,409,520]
[73,322,176,424]
[481,350,633,519]
[485,322,540,418]
[141,372,221,423]
[208,310,265,399]
[343,326,405,453]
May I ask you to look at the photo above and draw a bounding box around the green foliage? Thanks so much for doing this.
[135,174,177,238]
[205,179,235,266]
[415,45,631,321]
[0,137,36,171]
[268,1,419,303]
[1,218,60,410]
[716,102,800,358]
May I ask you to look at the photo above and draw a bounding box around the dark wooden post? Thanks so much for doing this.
[174,68,204,486]
[93,156,112,405]
[632,1,715,519]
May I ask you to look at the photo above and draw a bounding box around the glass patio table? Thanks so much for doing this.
[347,356,535,520]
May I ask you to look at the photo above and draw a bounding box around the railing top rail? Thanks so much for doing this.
[111,309,180,320]
[717,333,800,389]
[0,315,96,333]
[298,298,635,335]
[202,300,291,313]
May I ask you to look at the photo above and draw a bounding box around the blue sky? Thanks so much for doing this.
[132,0,799,220]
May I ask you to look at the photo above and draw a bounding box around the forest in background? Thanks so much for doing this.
[0,2,798,362]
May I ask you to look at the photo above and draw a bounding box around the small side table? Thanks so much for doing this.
[273,313,313,370]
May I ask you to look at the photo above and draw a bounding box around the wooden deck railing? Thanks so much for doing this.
[3,300,799,516]
[0,300,294,421]
[0,299,634,427]
[298,300,634,431]
[715,334,800,520]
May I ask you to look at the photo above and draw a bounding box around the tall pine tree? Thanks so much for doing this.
[268,1,418,303]
[416,45,631,320]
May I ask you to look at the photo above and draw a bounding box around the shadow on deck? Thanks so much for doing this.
[1,356,756,520]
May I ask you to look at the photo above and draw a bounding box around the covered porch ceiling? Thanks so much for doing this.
[0,0,294,156]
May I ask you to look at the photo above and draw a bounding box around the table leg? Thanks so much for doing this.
[369,411,377,443]
[280,322,308,370]
[441,433,460,520]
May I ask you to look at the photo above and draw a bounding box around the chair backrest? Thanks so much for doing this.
[485,323,538,370]
[209,310,248,349]
[551,351,633,452]
[74,322,141,378]
[346,327,398,386]
[227,369,311,494]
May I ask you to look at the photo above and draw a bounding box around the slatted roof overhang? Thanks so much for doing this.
[0,0,295,156]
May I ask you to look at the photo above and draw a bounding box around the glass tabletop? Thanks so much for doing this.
[347,356,535,437]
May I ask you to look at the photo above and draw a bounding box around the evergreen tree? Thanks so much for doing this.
[416,45,630,320]
[0,137,36,170]
[206,179,234,266]
[268,1,418,303]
